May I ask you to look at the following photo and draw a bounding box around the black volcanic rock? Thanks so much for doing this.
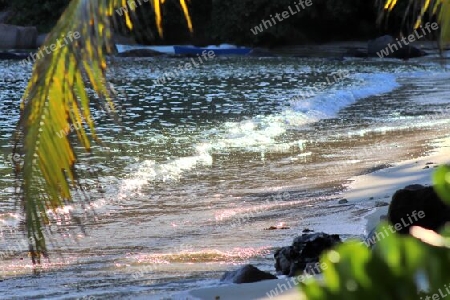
[220,264,277,284]
[274,232,341,276]
[388,185,450,234]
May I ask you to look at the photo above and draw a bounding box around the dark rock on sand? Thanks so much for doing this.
[274,246,296,275]
[404,184,425,190]
[388,184,450,234]
[274,232,341,276]
[338,199,348,204]
[220,264,277,284]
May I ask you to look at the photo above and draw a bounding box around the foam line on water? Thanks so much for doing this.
[206,72,400,153]
[290,72,400,118]
[99,145,213,203]
[107,73,401,194]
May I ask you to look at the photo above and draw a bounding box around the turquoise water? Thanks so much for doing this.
[0,57,449,299]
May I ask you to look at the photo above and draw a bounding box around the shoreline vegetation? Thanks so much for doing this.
[0,1,385,46]
[250,0,314,36]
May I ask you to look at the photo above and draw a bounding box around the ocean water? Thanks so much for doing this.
[0,56,449,299]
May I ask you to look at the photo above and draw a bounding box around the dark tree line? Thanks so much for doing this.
[0,0,425,46]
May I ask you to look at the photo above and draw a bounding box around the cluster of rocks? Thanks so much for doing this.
[274,233,341,276]
[222,183,450,285]
[221,232,341,284]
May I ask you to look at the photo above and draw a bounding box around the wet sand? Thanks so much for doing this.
[185,135,450,300]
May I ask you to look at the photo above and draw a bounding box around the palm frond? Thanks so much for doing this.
[13,0,192,263]
[379,0,449,50]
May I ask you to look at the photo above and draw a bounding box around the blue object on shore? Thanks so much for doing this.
[174,46,252,56]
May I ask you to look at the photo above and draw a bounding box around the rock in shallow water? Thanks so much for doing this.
[274,232,341,276]
[220,264,277,284]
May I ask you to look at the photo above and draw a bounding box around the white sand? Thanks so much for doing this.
[343,136,450,233]
[184,279,301,300]
[183,136,450,300]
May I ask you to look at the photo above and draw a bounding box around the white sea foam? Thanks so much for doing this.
[114,72,402,191]
[204,73,400,153]
[290,72,399,118]
[111,145,213,199]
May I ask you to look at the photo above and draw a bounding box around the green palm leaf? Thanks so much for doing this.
[379,0,450,49]
[12,0,192,264]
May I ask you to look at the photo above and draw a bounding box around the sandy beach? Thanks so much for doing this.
[4,47,450,300]
[184,135,450,300]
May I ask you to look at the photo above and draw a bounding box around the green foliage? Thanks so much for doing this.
[13,0,117,263]
[5,0,440,46]
[300,223,450,299]
[433,165,450,205]
[298,2,450,297]
[0,0,7,10]
[13,0,192,264]
[379,0,448,46]
[117,0,211,45]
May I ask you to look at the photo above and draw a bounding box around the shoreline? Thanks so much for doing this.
[2,41,449,63]
[184,135,450,300]
[342,135,450,234]
[2,41,450,300]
